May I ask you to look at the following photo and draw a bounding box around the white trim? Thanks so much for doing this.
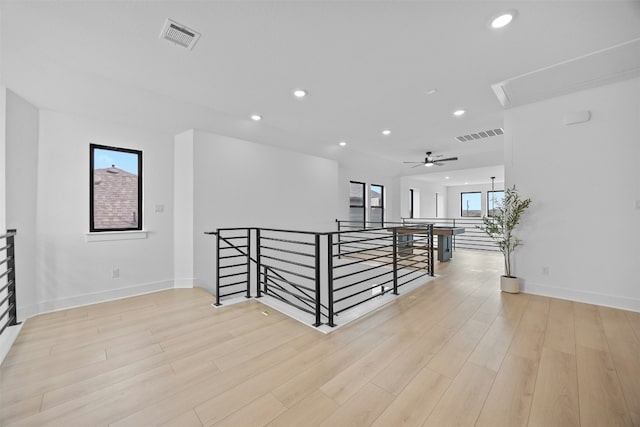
[522,281,640,313]
[17,279,174,319]
[86,230,148,242]
[174,278,195,288]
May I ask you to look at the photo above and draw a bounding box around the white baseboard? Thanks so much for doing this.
[173,278,195,288]
[17,279,175,321]
[522,281,640,313]
[0,323,23,366]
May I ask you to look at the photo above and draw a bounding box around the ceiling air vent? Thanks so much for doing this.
[159,18,201,50]
[455,128,503,143]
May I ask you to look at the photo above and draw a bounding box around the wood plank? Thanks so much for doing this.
[209,393,287,427]
[265,390,338,427]
[427,318,491,379]
[528,347,580,427]
[468,314,522,373]
[575,344,632,427]
[574,302,609,352]
[317,383,394,427]
[372,367,450,427]
[423,362,496,426]
[475,353,538,427]
[543,299,576,355]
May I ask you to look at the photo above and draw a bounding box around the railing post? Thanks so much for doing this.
[262,266,268,295]
[392,228,398,295]
[327,233,335,327]
[256,229,262,298]
[429,224,435,276]
[7,233,18,326]
[245,228,252,298]
[214,231,221,306]
[313,234,322,327]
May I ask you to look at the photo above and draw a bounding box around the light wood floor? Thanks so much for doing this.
[1,250,639,426]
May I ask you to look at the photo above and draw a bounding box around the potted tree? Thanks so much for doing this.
[478,185,532,293]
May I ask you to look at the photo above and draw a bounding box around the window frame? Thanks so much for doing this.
[460,191,482,218]
[90,143,143,232]
[409,189,414,219]
[369,183,384,227]
[487,190,505,217]
[349,181,366,228]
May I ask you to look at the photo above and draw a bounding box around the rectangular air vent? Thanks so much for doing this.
[160,18,200,50]
[455,128,503,143]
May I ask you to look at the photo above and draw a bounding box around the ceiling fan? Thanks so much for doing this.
[404,151,458,168]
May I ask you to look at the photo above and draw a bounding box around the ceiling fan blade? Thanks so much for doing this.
[403,161,424,164]
[411,163,426,168]
[437,157,458,162]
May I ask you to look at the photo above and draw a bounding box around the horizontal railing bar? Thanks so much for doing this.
[333,261,393,281]
[260,272,316,292]
[0,292,10,307]
[260,245,315,258]
[335,291,394,314]
[266,290,318,317]
[0,269,13,281]
[0,280,12,294]
[259,264,316,283]
[218,289,248,298]
[219,262,248,270]
[219,254,247,260]
[333,251,398,269]
[259,254,315,270]
[218,271,248,279]
[0,316,16,336]
[334,269,392,292]
[260,236,315,246]
[260,280,317,304]
[0,305,11,323]
[220,245,248,250]
[219,279,248,288]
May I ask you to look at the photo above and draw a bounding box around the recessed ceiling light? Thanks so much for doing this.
[293,89,307,98]
[445,176,450,179]
[453,110,466,117]
[339,141,347,146]
[465,182,469,185]
[251,114,262,121]
[382,129,391,136]
[426,88,438,95]
[490,10,517,29]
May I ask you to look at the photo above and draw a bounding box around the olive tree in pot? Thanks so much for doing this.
[478,185,532,293]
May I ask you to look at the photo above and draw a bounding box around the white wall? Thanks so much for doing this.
[505,77,640,311]
[191,130,340,291]
[5,90,39,317]
[446,182,504,219]
[400,177,448,219]
[173,130,194,288]
[25,110,175,316]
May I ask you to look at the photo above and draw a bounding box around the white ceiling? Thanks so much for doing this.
[2,1,639,185]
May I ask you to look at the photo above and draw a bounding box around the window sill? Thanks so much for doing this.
[86,230,148,242]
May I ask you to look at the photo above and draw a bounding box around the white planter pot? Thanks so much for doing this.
[500,276,520,294]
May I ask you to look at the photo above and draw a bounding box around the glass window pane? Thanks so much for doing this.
[461,192,481,217]
[487,190,505,217]
[91,144,142,232]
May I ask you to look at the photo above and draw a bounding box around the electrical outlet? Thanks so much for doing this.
[542,266,549,275]
[112,268,120,278]
[155,204,165,213]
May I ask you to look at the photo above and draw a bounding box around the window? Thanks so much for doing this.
[90,144,142,232]
[349,181,366,228]
[370,184,384,227]
[461,192,481,217]
[487,190,505,217]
